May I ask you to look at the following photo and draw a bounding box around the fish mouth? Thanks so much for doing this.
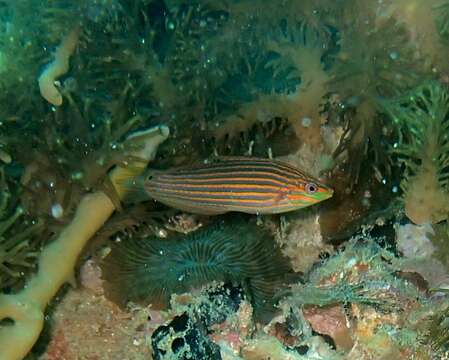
[314,187,334,202]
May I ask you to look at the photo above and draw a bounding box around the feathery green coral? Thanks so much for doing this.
[382,81,449,224]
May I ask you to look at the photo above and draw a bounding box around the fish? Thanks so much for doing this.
[120,157,333,215]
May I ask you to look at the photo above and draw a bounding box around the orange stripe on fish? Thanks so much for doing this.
[126,157,334,215]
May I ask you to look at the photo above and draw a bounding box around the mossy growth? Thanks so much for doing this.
[281,237,422,310]
[425,301,449,353]
[0,166,48,293]
[277,237,437,357]
[381,81,449,224]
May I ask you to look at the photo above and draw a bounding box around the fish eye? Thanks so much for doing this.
[305,182,318,194]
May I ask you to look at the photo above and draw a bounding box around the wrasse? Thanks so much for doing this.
[121,157,333,215]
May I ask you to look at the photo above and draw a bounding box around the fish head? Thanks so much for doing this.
[286,176,334,208]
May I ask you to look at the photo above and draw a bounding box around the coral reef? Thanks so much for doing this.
[0,124,168,359]
[270,238,437,358]
[2,0,449,358]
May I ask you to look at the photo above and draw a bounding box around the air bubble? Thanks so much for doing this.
[51,203,64,219]
[301,117,312,128]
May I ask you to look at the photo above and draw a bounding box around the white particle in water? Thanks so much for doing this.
[51,203,64,219]
[157,229,168,238]
[389,51,399,60]
[301,116,312,128]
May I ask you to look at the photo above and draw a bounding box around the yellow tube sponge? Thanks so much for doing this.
[0,124,169,360]
[38,27,80,106]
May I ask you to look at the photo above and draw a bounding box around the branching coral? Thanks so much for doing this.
[382,81,449,224]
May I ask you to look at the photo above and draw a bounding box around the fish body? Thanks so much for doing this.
[131,157,333,215]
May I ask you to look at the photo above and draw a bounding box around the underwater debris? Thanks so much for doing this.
[101,218,292,319]
[382,81,449,224]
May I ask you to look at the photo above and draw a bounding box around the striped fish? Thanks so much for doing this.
[122,157,333,215]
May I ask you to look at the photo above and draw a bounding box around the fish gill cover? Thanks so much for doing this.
[0,0,449,359]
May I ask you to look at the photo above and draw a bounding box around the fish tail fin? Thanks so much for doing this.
[113,166,152,204]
